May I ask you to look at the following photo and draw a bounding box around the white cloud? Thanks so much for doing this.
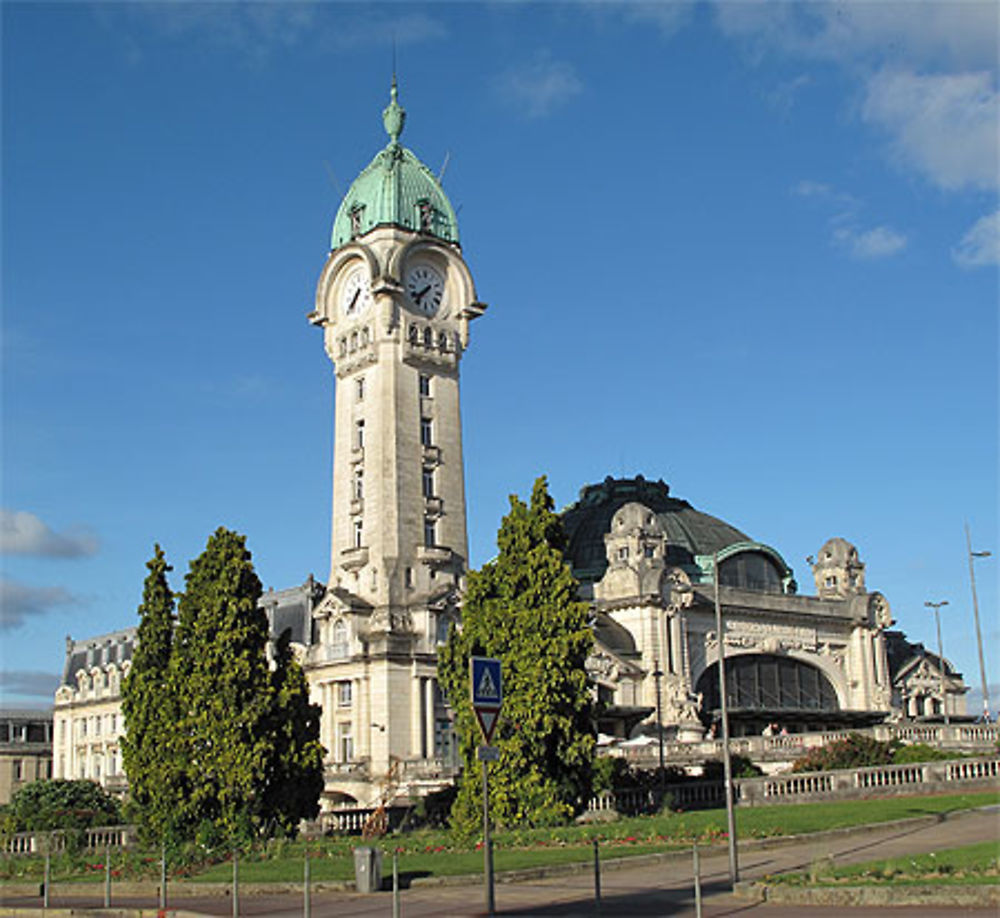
[494,53,583,119]
[793,179,907,260]
[0,579,80,631]
[834,224,909,260]
[0,510,99,558]
[862,68,999,191]
[953,210,1000,268]
[713,3,999,199]
[620,1,695,37]
[0,669,61,700]
[713,1,998,70]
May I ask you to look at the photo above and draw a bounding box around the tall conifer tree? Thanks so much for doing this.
[171,527,272,844]
[439,477,595,832]
[263,631,325,834]
[121,544,181,843]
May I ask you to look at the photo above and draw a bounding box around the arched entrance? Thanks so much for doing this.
[695,654,844,736]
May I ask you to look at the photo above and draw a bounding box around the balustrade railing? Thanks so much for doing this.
[3,824,137,856]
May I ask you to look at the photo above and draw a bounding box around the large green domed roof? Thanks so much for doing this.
[330,82,459,250]
[561,476,751,582]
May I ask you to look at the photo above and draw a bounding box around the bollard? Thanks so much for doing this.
[592,838,601,915]
[392,848,400,918]
[232,849,239,918]
[43,851,50,908]
[104,843,111,907]
[303,848,311,918]
[693,845,702,918]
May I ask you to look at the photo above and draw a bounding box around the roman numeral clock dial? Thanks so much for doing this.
[405,264,445,316]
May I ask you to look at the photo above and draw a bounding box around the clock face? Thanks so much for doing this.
[341,266,373,318]
[405,264,445,316]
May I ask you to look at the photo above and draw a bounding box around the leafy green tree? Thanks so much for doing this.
[439,477,595,833]
[121,545,183,843]
[261,630,325,835]
[171,527,273,845]
[2,780,121,834]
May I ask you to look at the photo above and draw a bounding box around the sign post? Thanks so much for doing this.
[470,656,502,917]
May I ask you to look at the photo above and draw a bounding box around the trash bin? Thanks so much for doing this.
[353,846,382,893]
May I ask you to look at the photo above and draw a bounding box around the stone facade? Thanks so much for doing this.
[565,477,967,740]
[0,710,53,805]
[52,631,133,794]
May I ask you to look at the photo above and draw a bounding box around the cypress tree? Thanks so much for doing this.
[439,477,595,833]
[121,545,182,844]
[171,527,272,845]
[262,630,325,835]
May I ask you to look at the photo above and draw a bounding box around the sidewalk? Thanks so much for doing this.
[2,805,997,916]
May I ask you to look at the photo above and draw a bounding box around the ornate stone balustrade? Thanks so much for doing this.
[3,824,137,856]
[608,723,1000,769]
[737,756,999,806]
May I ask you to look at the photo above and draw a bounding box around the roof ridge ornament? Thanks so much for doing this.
[382,77,406,148]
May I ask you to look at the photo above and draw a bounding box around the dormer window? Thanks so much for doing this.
[617,546,629,561]
[825,575,837,588]
[644,544,655,559]
[418,199,434,232]
[349,205,364,238]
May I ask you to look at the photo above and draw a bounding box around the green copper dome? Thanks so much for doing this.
[330,81,459,250]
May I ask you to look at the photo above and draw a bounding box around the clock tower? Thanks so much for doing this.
[306,82,485,808]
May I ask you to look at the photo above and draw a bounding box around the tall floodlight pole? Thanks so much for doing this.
[714,553,739,886]
[924,601,950,725]
[965,523,992,721]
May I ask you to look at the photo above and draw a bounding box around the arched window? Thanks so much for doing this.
[696,654,838,714]
[718,551,784,593]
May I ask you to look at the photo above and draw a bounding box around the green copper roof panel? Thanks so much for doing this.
[330,82,459,250]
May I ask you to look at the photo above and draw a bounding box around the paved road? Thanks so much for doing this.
[3,806,997,916]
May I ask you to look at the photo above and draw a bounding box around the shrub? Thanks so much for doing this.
[891,742,956,764]
[3,780,122,834]
[791,733,898,772]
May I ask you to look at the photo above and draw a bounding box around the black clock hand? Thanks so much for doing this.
[348,288,360,311]
[413,284,431,304]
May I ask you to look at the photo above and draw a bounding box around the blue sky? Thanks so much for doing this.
[3,1,997,712]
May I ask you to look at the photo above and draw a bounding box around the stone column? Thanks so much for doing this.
[411,667,423,758]
[425,677,436,759]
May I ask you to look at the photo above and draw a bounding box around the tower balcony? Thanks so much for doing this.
[340,547,369,570]
[417,545,455,566]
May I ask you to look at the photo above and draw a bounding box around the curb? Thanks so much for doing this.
[734,880,1000,908]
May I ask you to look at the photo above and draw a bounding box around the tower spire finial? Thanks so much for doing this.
[383,73,405,146]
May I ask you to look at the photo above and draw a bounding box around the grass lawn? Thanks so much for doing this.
[3,789,996,886]
[188,789,998,884]
[768,840,1000,887]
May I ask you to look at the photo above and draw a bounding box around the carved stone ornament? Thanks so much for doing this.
[313,590,345,621]
[868,592,892,629]
[585,650,621,683]
[662,566,694,613]
[368,607,414,634]
[662,677,703,724]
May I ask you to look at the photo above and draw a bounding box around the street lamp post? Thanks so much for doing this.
[924,600,950,725]
[965,523,993,722]
[714,553,739,887]
[652,660,665,784]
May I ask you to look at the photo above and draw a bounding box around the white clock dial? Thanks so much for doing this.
[405,264,445,316]
[341,266,373,318]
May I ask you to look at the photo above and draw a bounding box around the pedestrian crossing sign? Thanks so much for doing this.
[470,656,502,743]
